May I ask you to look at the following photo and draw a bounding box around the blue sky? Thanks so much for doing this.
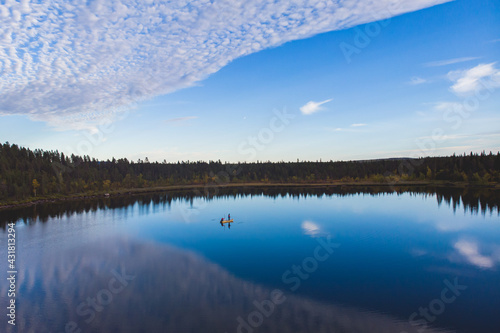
[0,0,499,162]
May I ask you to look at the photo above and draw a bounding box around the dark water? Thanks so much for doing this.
[1,186,499,333]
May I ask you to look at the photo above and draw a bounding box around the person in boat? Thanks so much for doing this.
[221,217,224,223]
[228,213,230,220]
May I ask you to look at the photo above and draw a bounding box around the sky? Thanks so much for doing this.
[0,0,499,163]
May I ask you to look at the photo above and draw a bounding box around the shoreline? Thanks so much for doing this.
[1,181,499,210]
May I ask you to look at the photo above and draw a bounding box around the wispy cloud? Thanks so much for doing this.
[300,99,332,115]
[165,116,198,124]
[327,123,367,132]
[433,101,464,112]
[424,56,481,67]
[0,0,451,130]
[408,76,427,85]
[448,63,500,95]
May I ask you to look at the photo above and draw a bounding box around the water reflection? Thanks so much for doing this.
[1,187,498,332]
[451,239,500,269]
[301,220,328,238]
[1,186,499,228]
[1,237,450,333]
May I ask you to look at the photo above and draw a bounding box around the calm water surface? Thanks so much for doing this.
[1,187,499,333]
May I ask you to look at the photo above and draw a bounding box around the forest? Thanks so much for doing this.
[0,141,499,203]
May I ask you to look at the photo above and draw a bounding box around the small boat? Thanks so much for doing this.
[220,219,234,224]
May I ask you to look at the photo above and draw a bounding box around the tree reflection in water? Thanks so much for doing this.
[1,186,498,228]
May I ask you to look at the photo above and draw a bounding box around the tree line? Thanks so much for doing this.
[0,141,499,202]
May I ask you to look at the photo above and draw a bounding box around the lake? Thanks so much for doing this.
[1,186,499,333]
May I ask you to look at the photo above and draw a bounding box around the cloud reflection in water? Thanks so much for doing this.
[0,237,455,333]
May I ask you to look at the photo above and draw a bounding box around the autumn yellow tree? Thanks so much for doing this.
[32,179,40,197]
[102,180,111,192]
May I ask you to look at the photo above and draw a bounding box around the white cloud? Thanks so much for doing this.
[424,56,480,67]
[326,124,366,132]
[433,101,463,111]
[448,63,500,95]
[0,0,451,130]
[300,99,332,115]
[165,116,198,124]
[408,76,427,85]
